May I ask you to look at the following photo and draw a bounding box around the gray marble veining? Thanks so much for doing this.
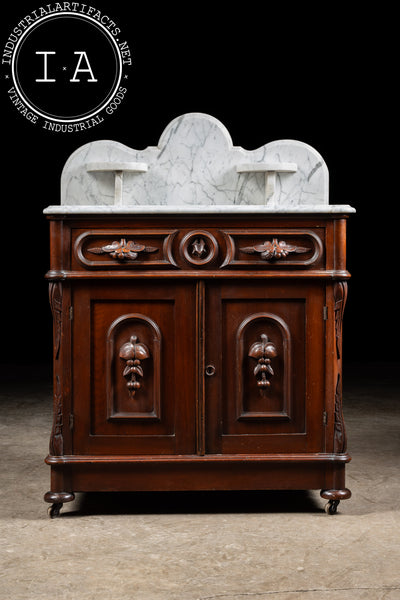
[44,113,355,215]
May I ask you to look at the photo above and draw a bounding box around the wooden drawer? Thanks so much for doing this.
[69,225,326,272]
[72,229,179,269]
[220,229,325,269]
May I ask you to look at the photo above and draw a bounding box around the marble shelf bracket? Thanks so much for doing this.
[86,162,148,205]
[236,162,297,205]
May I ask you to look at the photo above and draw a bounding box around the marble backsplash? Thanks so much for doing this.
[44,113,355,214]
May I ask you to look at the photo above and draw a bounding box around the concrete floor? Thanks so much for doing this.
[0,364,399,600]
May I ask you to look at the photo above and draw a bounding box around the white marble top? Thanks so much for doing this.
[43,204,354,214]
[44,113,355,215]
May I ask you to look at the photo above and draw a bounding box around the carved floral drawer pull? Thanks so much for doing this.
[88,238,158,261]
[119,335,150,396]
[248,333,277,388]
[240,238,308,260]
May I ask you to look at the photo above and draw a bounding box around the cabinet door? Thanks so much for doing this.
[72,281,196,455]
[205,280,325,454]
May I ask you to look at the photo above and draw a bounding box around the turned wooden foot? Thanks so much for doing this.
[44,491,75,518]
[320,488,351,515]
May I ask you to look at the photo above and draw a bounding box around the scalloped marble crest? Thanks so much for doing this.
[44,113,354,213]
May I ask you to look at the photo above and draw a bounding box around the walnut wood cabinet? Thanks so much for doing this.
[44,214,351,516]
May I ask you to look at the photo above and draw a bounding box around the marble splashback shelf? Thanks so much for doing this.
[236,162,298,205]
[44,113,355,215]
[86,162,148,206]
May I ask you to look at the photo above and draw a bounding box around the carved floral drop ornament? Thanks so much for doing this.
[119,335,150,396]
[88,238,158,261]
[248,333,278,389]
[240,238,308,260]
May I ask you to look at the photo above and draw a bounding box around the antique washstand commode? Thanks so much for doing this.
[43,113,355,516]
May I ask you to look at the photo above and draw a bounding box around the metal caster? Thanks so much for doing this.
[44,491,74,517]
[48,502,63,518]
[324,499,339,515]
[321,488,350,514]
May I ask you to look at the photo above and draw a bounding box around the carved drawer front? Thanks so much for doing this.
[220,229,324,269]
[72,229,178,269]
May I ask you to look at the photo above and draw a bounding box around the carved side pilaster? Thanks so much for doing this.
[333,373,347,453]
[333,281,348,359]
[49,282,62,359]
[48,282,64,456]
[333,282,348,453]
[49,375,64,456]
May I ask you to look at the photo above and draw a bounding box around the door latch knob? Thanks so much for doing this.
[205,364,216,376]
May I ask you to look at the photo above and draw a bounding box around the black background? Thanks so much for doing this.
[0,3,397,374]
